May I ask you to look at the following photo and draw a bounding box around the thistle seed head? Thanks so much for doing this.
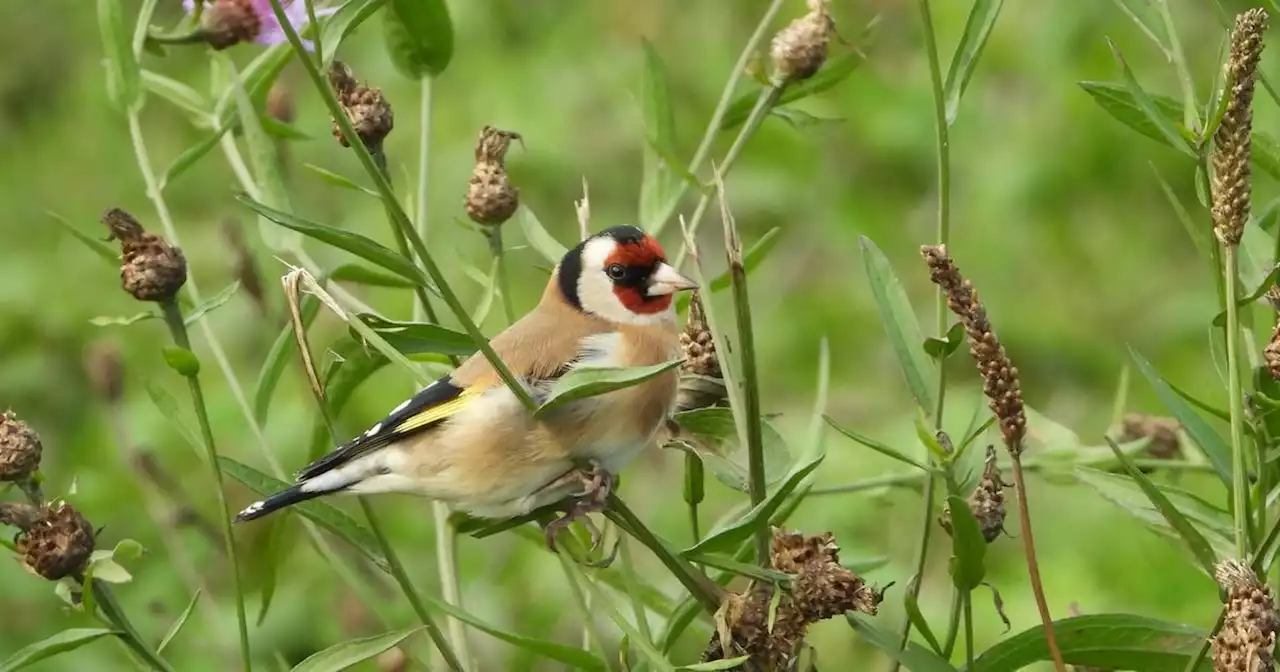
[677,293,728,412]
[940,446,1008,543]
[921,245,1027,454]
[328,61,394,153]
[465,125,522,227]
[102,208,187,303]
[1214,559,1279,672]
[0,411,41,483]
[770,0,835,85]
[14,502,95,581]
[1117,413,1182,461]
[199,0,262,50]
[1266,311,1280,381]
[1213,8,1269,247]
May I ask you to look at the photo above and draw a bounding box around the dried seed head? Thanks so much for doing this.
[14,502,95,581]
[1266,301,1280,381]
[1117,413,1182,461]
[1213,559,1279,672]
[0,411,42,483]
[702,529,882,668]
[921,245,1027,454]
[1213,8,1269,247]
[84,341,125,405]
[465,125,522,227]
[102,208,187,303]
[328,61,394,153]
[677,293,728,412]
[200,0,262,50]
[940,446,1008,543]
[222,219,266,315]
[770,0,835,85]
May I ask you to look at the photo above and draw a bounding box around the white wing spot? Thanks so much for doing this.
[392,398,412,414]
[241,501,264,515]
[365,422,383,437]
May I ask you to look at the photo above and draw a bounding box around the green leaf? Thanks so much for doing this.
[0,629,120,671]
[98,0,142,113]
[1079,81,1186,147]
[147,383,203,453]
[686,553,794,584]
[846,615,958,672]
[229,58,298,253]
[219,457,391,573]
[255,517,287,626]
[1130,347,1231,486]
[1151,162,1213,262]
[237,194,425,286]
[321,0,388,65]
[676,228,783,312]
[141,70,210,118]
[157,589,201,654]
[683,455,825,556]
[291,627,424,672]
[213,44,290,131]
[678,657,752,671]
[302,163,380,198]
[966,614,1211,671]
[826,417,930,471]
[163,347,202,378]
[638,39,682,233]
[943,0,1004,125]
[357,314,478,357]
[90,312,158,327]
[534,360,684,418]
[671,408,790,491]
[255,294,320,425]
[330,263,417,288]
[768,107,844,129]
[1105,41,1197,158]
[161,127,232,191]
[860,236,935,413]
[383,0,454,79]
[184,281,241,326]
[946,495,987,590]
[904,580,945,655]
[923,322,966,359]
[261,115,312,141]
[49,212,117,266]
[1104,437,1218,574]
[517,206,569,265]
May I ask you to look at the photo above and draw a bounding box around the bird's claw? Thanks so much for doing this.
[542,459,615,556]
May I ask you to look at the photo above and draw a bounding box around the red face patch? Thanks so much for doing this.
[606,236,671,315]
[604,235,666,268]
[615,287,672,314]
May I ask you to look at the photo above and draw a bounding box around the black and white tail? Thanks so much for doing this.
[233,454,389,522]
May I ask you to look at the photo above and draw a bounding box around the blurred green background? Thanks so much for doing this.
[2,0,1272,669]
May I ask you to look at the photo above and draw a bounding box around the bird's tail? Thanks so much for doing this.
[233,483,330,522]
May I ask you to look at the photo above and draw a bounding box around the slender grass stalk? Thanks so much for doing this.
[158,301,251,672]
[1010,456,1066,672]
[268,0,536,410]
[605,495,723,614]
[962,591,975,670]
[1226,245,1250,558]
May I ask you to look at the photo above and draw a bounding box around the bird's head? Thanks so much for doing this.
[557,225,698,324]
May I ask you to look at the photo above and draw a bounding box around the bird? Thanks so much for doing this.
[234,225,699,545]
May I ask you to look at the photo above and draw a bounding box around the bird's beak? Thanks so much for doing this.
[647,263,699,296]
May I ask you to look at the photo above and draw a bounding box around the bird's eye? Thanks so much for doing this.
[606,264,626,280]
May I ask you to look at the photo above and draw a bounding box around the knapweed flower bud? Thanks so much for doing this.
[1213,8,1268,247]
[1213,559,1279,672]
[0,411,41,483]
[15,502,95,581]
[465,125,521,227]
[199,0,262,50]
[328,61,394,154]
[940,446,1008,543]
[1118,413,1182,461]
[102,208,187,303]
[84,341,125,405]
[922,245,1027,454]
[677,293,728,412]
[770,0,835,85]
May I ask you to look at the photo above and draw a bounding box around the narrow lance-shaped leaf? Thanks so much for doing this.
[859,236,935,413]
[358,314,478,357]
[1075,467,1234,561]
[157,590,202,654]
[0,629,121,672]
[330,263,417,288]
[49,212,117,265]
[255,294,321,424]
[184,281,241,327]
[639,39,682,232]
[383,0,454,79]
[162,128,233,191]
[290,627,424,672]
[946,495,987,590]
[967,614,1211,671]
[826,417,930,471]
[846,615,958,672]
[302,163,380,197]
[1105,39,1197,158]
[141,70,210,119]
[904,580,945,655]
[1130,347,1231,486]
[534,360,684,418]
[321,0,387,65]
[683,455,825,556]
[676,227,783,311]
[229,59,299,253]
[517,206,569,265]
[98,0,142,113]
[943,0,1004,125]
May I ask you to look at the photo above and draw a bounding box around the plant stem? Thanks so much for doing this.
[91,579,176,672]
[605,494,723,614]
[488,228,516,325]
[1182,608,1226,672]
[361,499,466,672]
[685,451,704,542]
[159,301,252,672]
[962,591,975,671]
[941,587,962,658]
[1225,244,1251,558]
[673,85,783,270]
[1011,455,1066,672]
[891,473,937,669]
[268,0,535,411]
[723,231,768,565]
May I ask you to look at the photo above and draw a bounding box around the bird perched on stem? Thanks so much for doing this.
[235,226,698,546]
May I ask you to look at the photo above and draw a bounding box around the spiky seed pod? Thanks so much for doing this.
[84,341,125,405]
[1213,8,1268,247]
[1268,322,1280,381]
[102,208,187,303]
[200,0,262,50]
[677,293,728,412]
[702,529,882,669]
[328,61,394,153]
[1118,413,1182,461]
[921,245,1027,454]
[940,446,1008,543]
[770,0,835,85]
[1213,559,1279,671]
[465,125,522,227]
[0,411,41,483]
[14,502,95,581]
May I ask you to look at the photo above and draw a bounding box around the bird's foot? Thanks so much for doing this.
[542,460,616,557]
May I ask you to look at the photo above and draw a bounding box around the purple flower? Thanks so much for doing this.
[184,0,335,50]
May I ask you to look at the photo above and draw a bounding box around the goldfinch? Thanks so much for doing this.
[235,225,698,538]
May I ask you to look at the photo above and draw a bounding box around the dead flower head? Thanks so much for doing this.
[921,245,1027,454]
[677,292,728,412]
[465,125,522,227]
[13,502,96,581]
[1213,559,1280,672]
[702,529,882,669]
[329,61,394,155]
[1213,8,1269,247]
[770,0,835,85]
[0,411,42,484]
[940,446,1008,543]
[102,208,187,303]
[1117,413,1182,462]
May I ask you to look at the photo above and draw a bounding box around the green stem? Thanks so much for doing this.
[1011,455,1066,672]
[489,228,516,325]
[303,0,322,65]
[268,0,534,410]
[1226,244,1251,558]
[673,85,784,269]
[941,587,961,659]
[1182,609,1226,672]
[159,301,251,672]
[361,499,466,672]
[891,473,937,668]
[92,580,175,672]
[962,591,975,671]
[725,245,768,565]
[605,494,723,614]
[684,451,704,542]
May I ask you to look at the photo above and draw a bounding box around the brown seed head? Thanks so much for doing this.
[465,125,522,226]
[921,245,1027,454]
[1267,320,1280,382]
[677,293,728,412]
[328,61,394,152]
[770,0,835,85]
[200,0,262,50]
[102,208,187,303]
[1213,8,1269,247]
[940,446,1008,543]
[0,411,42,483]
[702,529,882,668]
[1213,559,1279,672]
[84,341,125,405]
[14,502,95,581]
[1117,413,1182,461]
